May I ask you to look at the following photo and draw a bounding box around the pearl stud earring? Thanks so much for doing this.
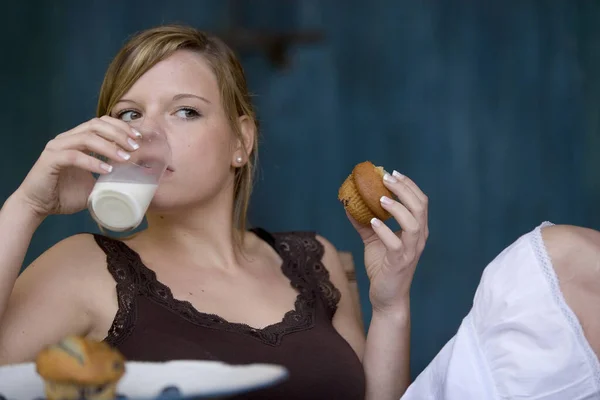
[235,156,243,164]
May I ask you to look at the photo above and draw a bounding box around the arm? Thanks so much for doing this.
[363,303,410,399]
[0,116,142,364]
[542,224,600,358]
[317,235,409,400]
[0,193,95,364]
[0,193,44,324]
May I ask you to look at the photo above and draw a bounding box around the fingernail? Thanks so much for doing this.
[380,195,394,205]
[392,170,403,178]
[383,173,397,183]
[117,150,131,160]
[371,218,382,227]
[128,138,140,150]
[100,163,113,172]
[132,128,142,138]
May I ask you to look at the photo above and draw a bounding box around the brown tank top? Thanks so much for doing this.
[93,228,366,399]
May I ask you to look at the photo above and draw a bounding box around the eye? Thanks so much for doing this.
[117,110,142,122]
[175,107,201,119]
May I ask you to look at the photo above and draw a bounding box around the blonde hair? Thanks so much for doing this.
[96,25,258,242]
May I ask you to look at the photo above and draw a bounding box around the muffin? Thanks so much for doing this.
[35,336,126,400]
[338,161,394,225]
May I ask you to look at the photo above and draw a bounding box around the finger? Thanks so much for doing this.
[89,117,140,151]
[370,217,406,261]
[99,115,143,140]
[49,133,133,164]
[391,170,428,205]
[382,172,425,220]
[52,149,113,175]
[54,119,137,155]
[379,195,421,250]
[390,171,430,238]
[58,118,140,151]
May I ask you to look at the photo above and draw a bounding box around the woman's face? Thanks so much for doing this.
[110,50,248,212]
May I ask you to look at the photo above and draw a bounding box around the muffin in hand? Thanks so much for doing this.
[338,161,394,225]
[35,336,126,400]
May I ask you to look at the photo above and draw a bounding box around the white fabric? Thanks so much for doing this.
[402,222,600,400]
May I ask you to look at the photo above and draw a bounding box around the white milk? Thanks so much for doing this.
[88,182,158,231]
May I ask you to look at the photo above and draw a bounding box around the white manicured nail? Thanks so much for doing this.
[117,150,131,160]
[128,138,140,150]
[132,128,142,138]
[371,218,382,227]
[380,196,394,205]
[383,173,397,183]
[392,170,403,178]
[100,163,113,172]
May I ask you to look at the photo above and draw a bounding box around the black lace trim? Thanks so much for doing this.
[94,236,140,347]
[94,230,341,347]
[284,232,341,319]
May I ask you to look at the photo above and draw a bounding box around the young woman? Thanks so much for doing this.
[0,25,429,399]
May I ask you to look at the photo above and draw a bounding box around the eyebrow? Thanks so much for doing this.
[172,93,212,104]
[115,93,212,106]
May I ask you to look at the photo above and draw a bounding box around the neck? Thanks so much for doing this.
[141,194,244,269]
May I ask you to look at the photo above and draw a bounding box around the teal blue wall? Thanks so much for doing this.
[2,1,599,378]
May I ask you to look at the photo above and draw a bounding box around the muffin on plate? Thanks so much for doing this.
[35,336,126,400]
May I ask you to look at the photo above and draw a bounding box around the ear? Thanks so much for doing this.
[232,115,256,167]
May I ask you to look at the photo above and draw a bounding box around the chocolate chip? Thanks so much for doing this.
[91,384,106,394]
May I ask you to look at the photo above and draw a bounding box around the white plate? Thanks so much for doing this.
[0,360,289,399]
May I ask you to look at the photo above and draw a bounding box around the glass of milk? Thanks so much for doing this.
[87,124,171,232]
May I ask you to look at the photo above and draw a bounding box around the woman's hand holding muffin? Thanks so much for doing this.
[339,161,429,314]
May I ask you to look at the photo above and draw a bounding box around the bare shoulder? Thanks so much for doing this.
[315,234,344,271]
[541,224,600,357]
[541,223,600,248]
[22,233,108,280]
[541,224,600,274]
[314,234,356,292]
[17,232,114,317]
[0,234,112,364]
